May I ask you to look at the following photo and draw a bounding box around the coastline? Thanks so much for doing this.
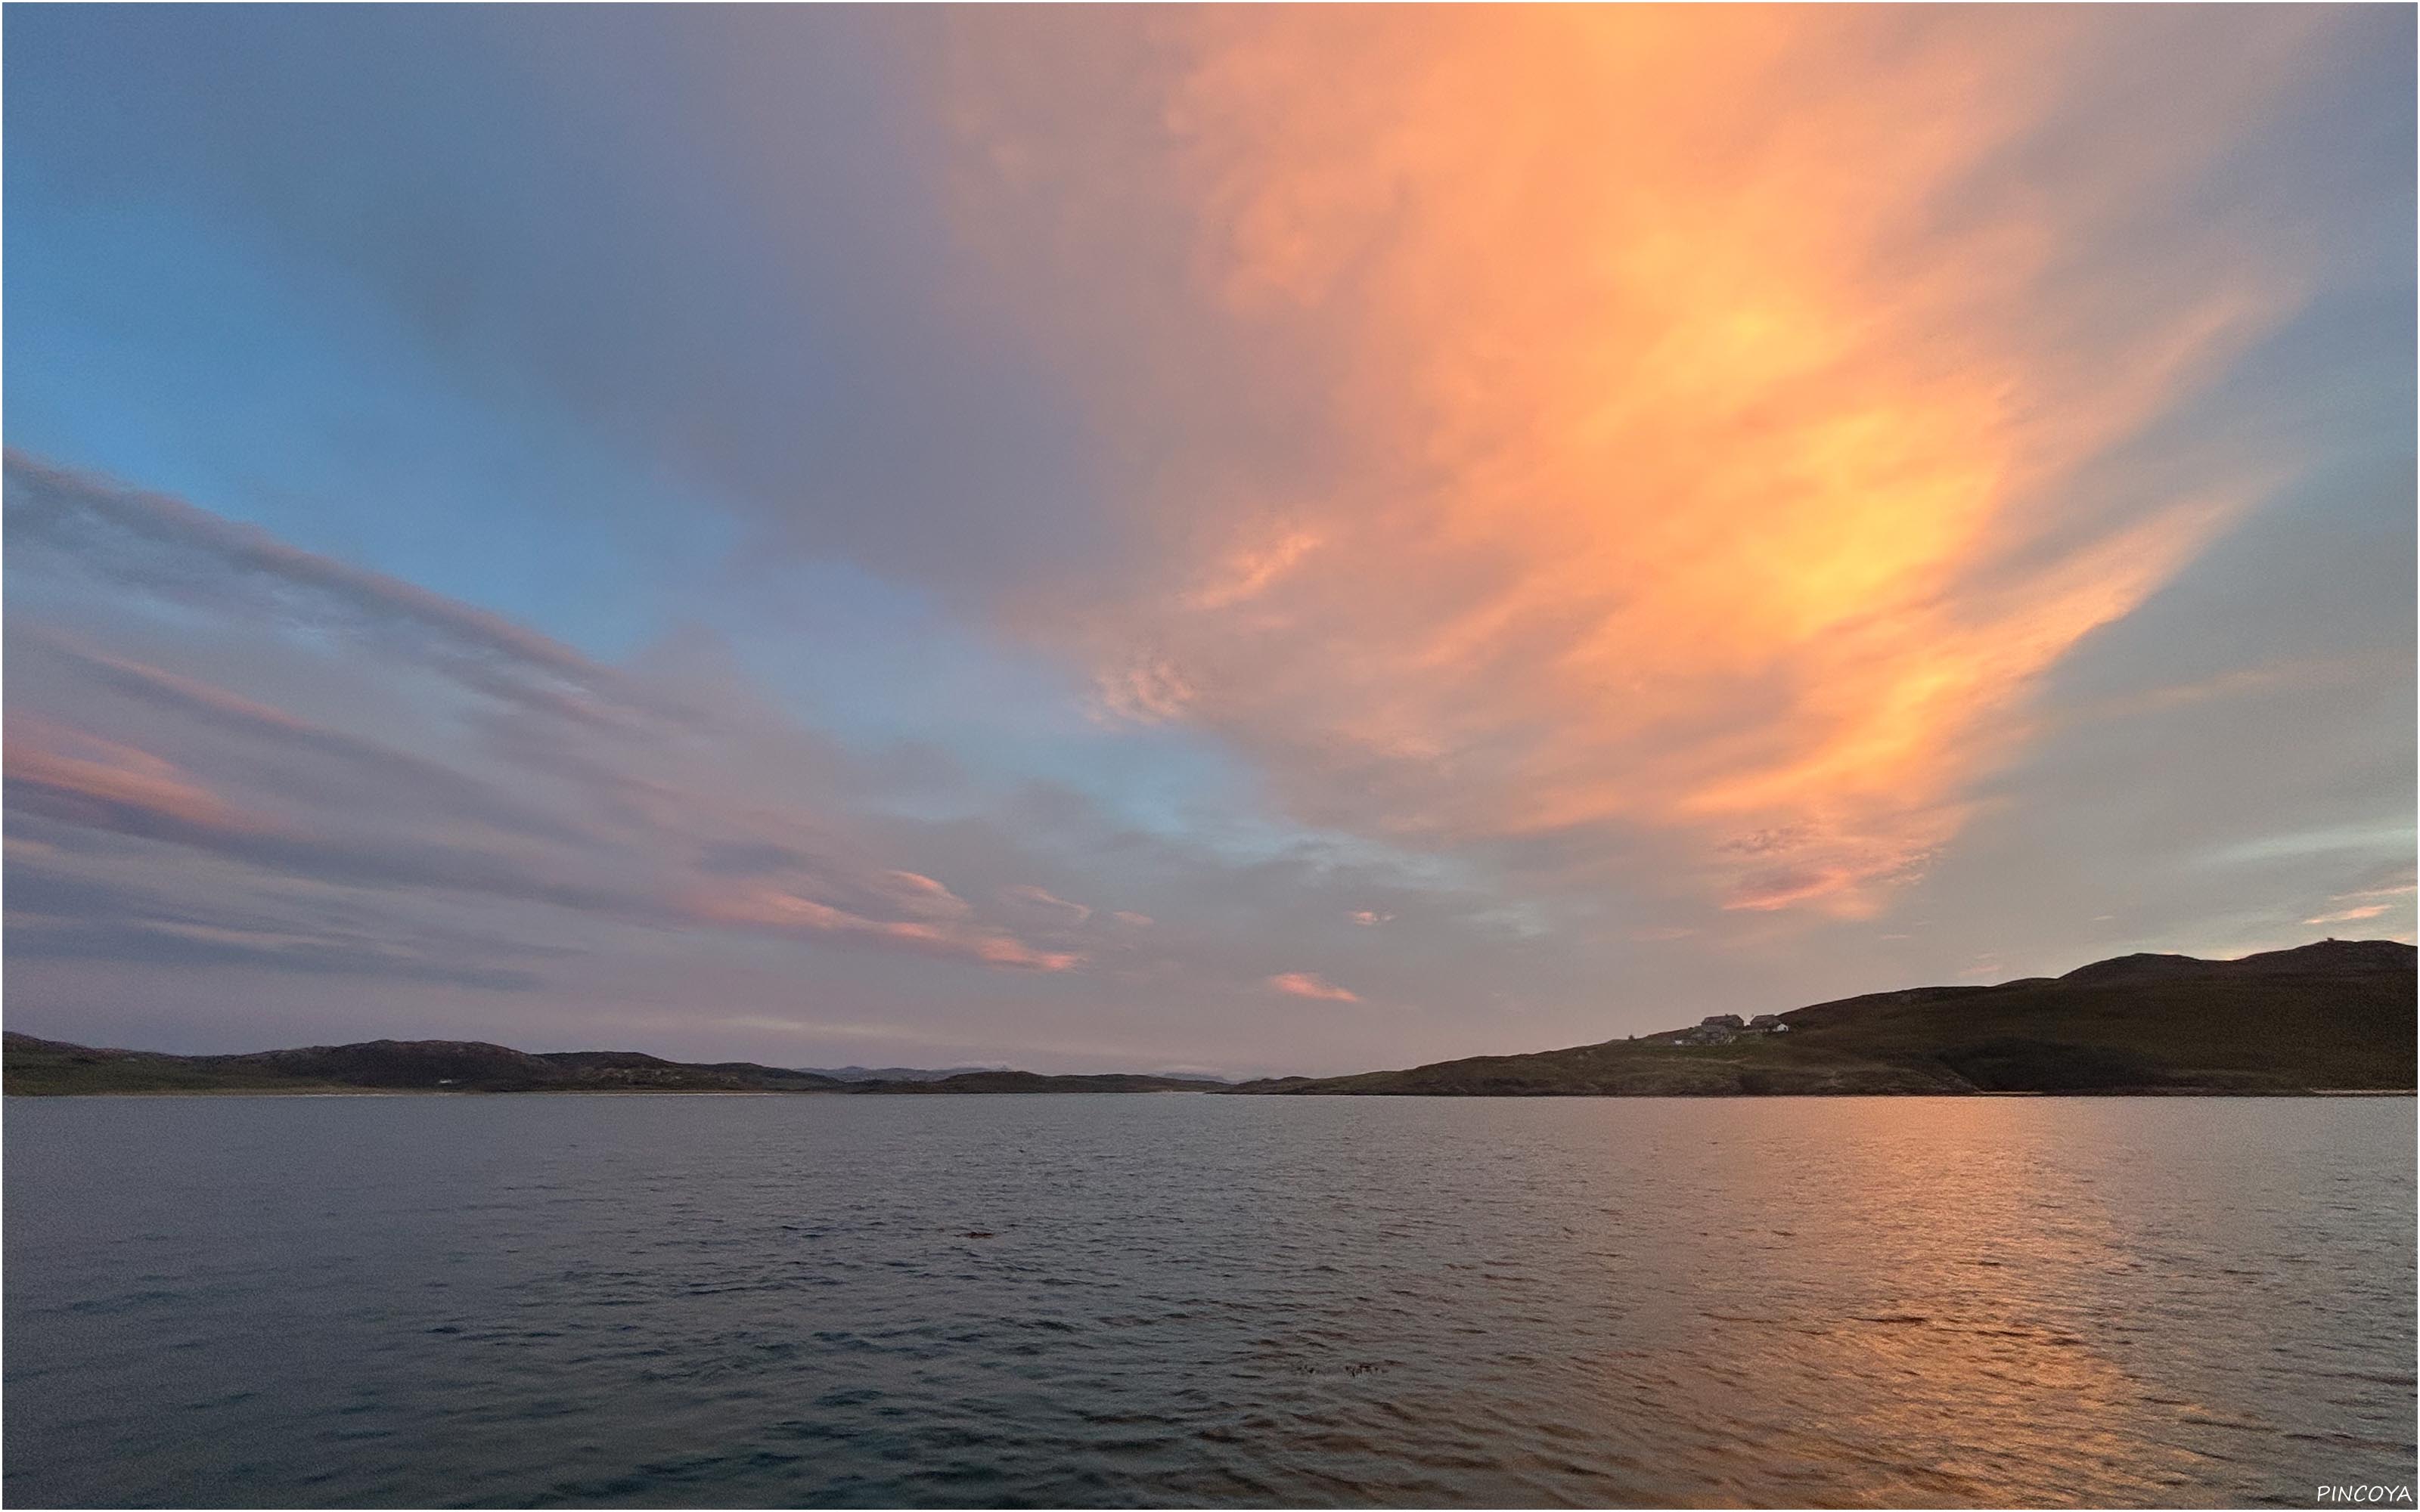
[10,1086,2411,1100]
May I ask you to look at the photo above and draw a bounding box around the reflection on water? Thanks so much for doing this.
[5,1095,2412,1507]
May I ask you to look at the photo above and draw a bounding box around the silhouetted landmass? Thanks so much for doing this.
[10,940,2410,1096]
[0,1036,1218,1096]
[1227,940,2416,1096]
[855,1070,1227,1094]
[0,1036,856,1095]
[798,1064,1007,1082]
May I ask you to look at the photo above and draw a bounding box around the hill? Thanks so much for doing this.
[2,1036,1220,1096]
[799,1064,1006,1082]
[11,940,2409,1098]
[852,1070,1223,1094]
[1229,939,2416,1096]
[1,1035,855,1095]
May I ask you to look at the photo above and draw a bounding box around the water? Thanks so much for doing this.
[5,1095,2412,1508]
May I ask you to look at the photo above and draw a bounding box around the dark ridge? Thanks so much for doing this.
[2,1034,1199,1096]
[854,1070,1225,1095]
[2226,938,2417,975]
[2058,952,2209,984]
[1231,938,2416,1097]
[797,1065,1007,1083]
[10,940,2410,1098]
[220,1040,563,1089]
[536,1050,678,1070]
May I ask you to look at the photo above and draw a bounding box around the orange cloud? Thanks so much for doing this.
[1184,528,1323,611]
[2305,881,2416,927]
[2306,903,2390,925]
[1267,971,1359,1003]
[940,8,2307,916]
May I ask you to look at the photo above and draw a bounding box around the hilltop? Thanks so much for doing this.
[1230,939,2416,1096]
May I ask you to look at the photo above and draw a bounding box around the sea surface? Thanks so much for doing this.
[5,1095,2413,1508]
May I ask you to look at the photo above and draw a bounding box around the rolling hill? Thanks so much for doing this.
[9,940,2410,1097]
[1230,939,2416,1095]
[0,1036,856,1095]
[1,1036,1224,1096]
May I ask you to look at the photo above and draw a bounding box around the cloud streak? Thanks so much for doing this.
[6,452,647,725]
[938,7,2314,918]
[3,457,1102,982]
[2,8,2407,1070]
[1267,971,1359,1004]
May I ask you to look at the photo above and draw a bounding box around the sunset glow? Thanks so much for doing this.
[5,6,2411,1074]
[942,6,2285,917]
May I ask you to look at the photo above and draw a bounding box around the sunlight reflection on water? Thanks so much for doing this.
[5,1095,2412,1507]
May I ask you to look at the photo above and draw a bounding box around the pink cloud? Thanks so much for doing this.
[1267,971,1360,1003]
[1091,656,1195,724]
[687,885,1086,972]
[5,721,264,837]
[876,870,973,919]
[974,936,1086,971]
[1000,884,1093,924]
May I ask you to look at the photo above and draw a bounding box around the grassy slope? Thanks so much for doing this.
[1236,940,2417,1096]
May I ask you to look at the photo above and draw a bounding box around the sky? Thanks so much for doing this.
[4,6,2412,1077]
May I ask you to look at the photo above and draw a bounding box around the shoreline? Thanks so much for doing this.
[10,1087,2412,1101]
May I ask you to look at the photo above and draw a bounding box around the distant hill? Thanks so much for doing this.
[1,1035,1222,1096]
[799,1064,1007,1082]
[854,1070,1225,1094]
[11,940,2409,1098]
[1230,939,2417,1096]
[0,1035,855,1095]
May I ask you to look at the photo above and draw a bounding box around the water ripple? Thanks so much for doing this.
[5,1095,2413,1507]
